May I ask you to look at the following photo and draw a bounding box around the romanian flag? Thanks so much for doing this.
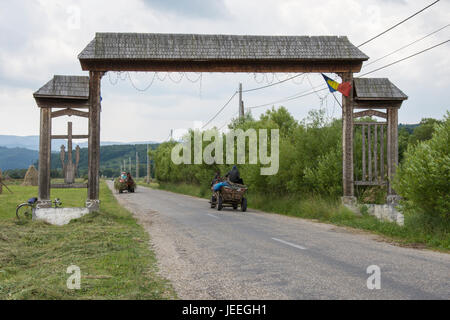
[321,74,352,97]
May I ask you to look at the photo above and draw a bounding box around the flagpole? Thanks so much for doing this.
[332,92,342,108]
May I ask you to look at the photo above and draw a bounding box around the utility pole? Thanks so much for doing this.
[147,144,151,184]
[129,156,131,174]
[239,83,244,119]
[170,129,173,141]
[136,151,139,179]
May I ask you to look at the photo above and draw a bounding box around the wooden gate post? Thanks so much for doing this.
[387,107,400,204]
[341,72,356,205]
[37,107,52,208]
[86,71,103,211]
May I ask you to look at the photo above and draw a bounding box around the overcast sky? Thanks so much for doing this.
[0,0,449,143]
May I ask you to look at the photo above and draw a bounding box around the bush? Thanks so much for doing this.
[394,112,450,220]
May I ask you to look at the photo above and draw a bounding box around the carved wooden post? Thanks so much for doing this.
[86,71,102,211]
[38,107,52,208]
[387,107,399,203]
[341,72,356,204]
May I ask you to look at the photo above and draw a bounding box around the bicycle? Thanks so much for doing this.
[16,198,63,220]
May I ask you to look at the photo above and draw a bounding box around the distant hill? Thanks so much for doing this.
[399,123,420,134]
[0,147,39,170]
[0,135,157,151]
[50,143,160,178]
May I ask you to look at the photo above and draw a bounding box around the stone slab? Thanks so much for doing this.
[33,207,90,226]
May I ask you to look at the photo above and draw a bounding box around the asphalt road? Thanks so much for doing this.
[108,182,450,300]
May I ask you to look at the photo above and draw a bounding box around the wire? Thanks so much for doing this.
[249,87,329,110]
[218,112,239,131]
[202,91,238,129]
[242,73,304,93]
[357,0,441,48]
[363,23,450,68]
[127,72,157,92]
[358,39,449,77]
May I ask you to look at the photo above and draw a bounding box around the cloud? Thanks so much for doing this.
[141,0,229,18]
[0,0,449,143]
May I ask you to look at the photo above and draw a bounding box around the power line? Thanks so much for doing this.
[358,39,449,77]
[249,39,449,109]
[202,91,238,129]
[363,23,450,68]
[249,87,329,110]
[357,0,441,48]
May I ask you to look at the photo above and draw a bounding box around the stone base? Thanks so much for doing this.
[386,195,401,205]
[341,196,357,206]
[86,199,100,212]
[365,204,404,226]
[33,207,90,226]
[341,196,359,215]
[36,199,52,209]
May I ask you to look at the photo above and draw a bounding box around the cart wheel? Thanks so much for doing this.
[217,196,223,211]
[241,197,247,212]
[233,204,238,210]
[211,195,216,208]
[119,190,123,194]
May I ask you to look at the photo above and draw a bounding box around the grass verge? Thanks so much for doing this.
[141,181,449,252]
[0,181,176,300]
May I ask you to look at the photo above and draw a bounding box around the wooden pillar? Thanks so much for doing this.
[86,71,102,211]
[147,145,151,184]
[362,125,366,181]
[387,107,399,200]
[380,125,384,181]
[38,107,52,207]
[341,72,355,204]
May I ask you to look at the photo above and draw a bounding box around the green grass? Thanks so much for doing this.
[148,182,449,252]
[0,181,176,300]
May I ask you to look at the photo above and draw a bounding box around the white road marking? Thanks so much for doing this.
[207,213,220,219]
[272,238,307,250]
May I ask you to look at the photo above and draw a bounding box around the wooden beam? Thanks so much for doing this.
[355,181,387,186]
[354,101,402,110]
[35,97,90,109]
[52,135,89,140]
[353,109,387,119]
[51,183,87,189]
[354,122,387,126]
[51,108,89,118]
[80,59,364,73]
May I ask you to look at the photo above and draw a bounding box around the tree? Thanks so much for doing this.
[394,113,450,219]
[408,118,442,145]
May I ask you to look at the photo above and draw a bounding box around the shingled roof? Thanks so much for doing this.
[79,33,369,62]
[354,78,408,101]
[33,75,89,100]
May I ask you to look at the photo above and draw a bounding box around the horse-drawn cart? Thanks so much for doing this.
[210,181,247,212]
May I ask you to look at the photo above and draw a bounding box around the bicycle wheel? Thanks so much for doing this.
[16,203,33,220]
